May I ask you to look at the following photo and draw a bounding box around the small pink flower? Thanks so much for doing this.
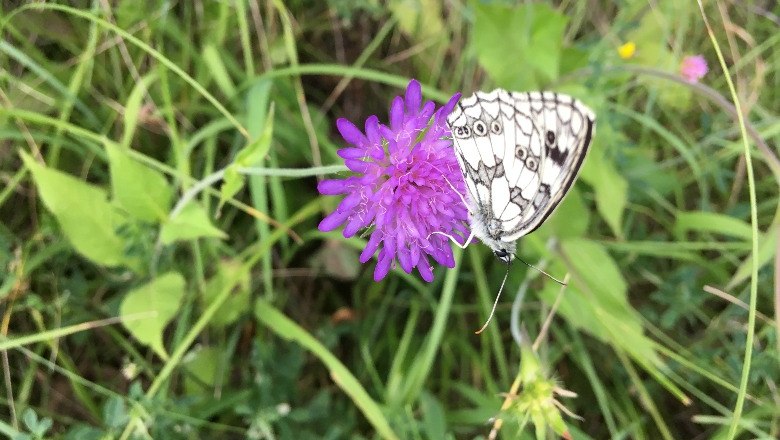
[680,55,708,83]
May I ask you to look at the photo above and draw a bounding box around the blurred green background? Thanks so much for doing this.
[0,1,778,439]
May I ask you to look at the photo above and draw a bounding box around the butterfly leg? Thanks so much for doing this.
[428,230,475,249]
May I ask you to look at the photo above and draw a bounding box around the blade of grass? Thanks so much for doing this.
[0,314,154,351]
[2,3,248,138]
[400,248,462,403]
[468,251,509,385]
[47,2,100,167]
[696,2,761,438]
[251,64,453,103]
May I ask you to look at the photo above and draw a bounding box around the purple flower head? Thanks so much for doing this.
[318,80,468,282]
[680,55,708,83]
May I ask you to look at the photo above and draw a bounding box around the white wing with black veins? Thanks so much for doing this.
[447,89,595,246]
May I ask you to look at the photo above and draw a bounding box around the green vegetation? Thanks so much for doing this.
[1,1,777,439]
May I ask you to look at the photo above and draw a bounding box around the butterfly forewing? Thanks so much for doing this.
[447,89,595,250]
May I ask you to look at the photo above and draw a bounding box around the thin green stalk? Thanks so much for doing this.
[696,2,760,438]
[234,0,255,76]
[48,2,100,167]
[401,248,462,402]
[0,315,153,351]
[616,350,674,440]
[251,64,453,103]
[469,251,510,385]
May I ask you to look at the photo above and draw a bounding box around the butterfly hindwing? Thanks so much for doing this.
[501,91,595,241]
[447,89,595,250]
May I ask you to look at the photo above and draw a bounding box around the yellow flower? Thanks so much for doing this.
[618,41,636,60]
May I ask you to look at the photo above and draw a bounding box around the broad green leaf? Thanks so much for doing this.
[674,211,753,240]
[184,346,222,395]
[202,259,250,327]
[120,272,185,359]
[544,238,658,365]
[537,186,589,239]
[106,143,173,223]
[160,203,227,244]
[391,0,445,43]
[471,2,568,89]
[120,73,156,149]
[419,392,447,440]
[588,149,627,238]
[202,44,236,97]
[102,396,129,428]
[20,151,127,267]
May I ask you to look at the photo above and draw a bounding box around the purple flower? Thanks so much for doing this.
[680,55,708,83]
[318,80,468,282]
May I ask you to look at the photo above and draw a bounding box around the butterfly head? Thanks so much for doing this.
[493,248,514,264]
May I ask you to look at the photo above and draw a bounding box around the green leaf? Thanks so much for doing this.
[583,147,627,238]
[183,346,222,395]
[235,103,274,167]
[674,211,753,240]
[105,143,173,222]
[20,151,128,267]
[545,239,658,365]
[419,392,447,440]
[21,409,37,433]
[120,73,156,149]
[217,167,245,214]
[471,2,568,89]
[120,272,185,359]
[391,0,446,43]
[202,44,236,97]
[160,203,227,244]
[217,90,275,212]
[727,226,776,290]
[536,186,589,239]
[102,396,129,429]
[202,259,250,327]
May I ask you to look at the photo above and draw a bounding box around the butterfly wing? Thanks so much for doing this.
[500,91,595,241]
[447,89,595,244]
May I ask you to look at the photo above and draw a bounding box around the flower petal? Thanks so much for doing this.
[360,232,383,263]
[398,247,413,273]
[405,80,422,115]
[343,214,364,237]
[374,250,393,281]
[337,118,367,146]
[318,209,350,232]
[420,101,435,120]
[345,158,371,173]
[417,256,434,282]
[389,96,404,131]
[318,179,351,195]
[436,93,461,126]
[337,192,362,212]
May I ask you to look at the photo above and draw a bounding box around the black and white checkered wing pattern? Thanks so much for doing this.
[448,89,595,246]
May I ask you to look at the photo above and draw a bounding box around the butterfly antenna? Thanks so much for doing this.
[515,256,567,286]
[475,262,511,334]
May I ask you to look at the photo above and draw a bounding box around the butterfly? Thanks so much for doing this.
[440,89,595,332]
